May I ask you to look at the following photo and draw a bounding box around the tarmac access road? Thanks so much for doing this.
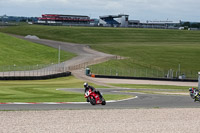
[13,34,115,69]
[0,88,199,111]
[0,34,116,77]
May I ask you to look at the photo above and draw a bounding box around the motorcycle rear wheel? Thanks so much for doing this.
[101,98,106,105]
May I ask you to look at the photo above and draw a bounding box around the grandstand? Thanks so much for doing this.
[99,14,129,27]
[37,14,91,26]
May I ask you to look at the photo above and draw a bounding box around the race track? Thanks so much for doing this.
[0,35,198,111]
[0,88,199,110]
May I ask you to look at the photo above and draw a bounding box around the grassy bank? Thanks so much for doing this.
[0,76,131,103]
[0,32,76,66]
[1,25,200,44]
[1,25,200,73]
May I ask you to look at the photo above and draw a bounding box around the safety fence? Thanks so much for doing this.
[68,56,117,71]
[89,66,199,80]
[0,63,67,77]
[0,55,117,78]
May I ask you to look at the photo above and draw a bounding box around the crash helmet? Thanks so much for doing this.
[83,82,88,88]
[189,88,193,91]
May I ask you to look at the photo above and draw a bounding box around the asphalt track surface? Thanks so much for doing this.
[0,88,199,110]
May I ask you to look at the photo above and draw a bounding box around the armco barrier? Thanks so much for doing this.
[90,74,198,82]
[0,71,71,80]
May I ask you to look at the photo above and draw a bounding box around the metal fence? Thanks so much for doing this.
[2,55,196,80]
[68,56,116,71]
[89,66,199,80]
[0,63,67,77]
[0,55,116,77]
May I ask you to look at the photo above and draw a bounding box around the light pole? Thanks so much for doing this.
[14,64,16,77]
[198,72,200,89]
[37,64,39,76]
[58,45,60,64]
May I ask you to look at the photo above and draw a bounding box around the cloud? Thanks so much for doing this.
[0,0,69,3]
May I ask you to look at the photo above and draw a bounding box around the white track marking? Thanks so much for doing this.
[0,96,137,105]
[107,96,138,103]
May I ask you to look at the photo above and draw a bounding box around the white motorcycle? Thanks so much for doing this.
[189,88,200,102]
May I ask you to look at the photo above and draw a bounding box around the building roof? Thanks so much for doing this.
[42,14,89,18]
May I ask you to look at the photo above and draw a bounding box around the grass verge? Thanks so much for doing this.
[110,84,197,90]
[0,76,132,103]
[111,84,195,95]
[121,90,189,95]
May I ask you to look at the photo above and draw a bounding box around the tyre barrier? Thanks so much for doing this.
[0,71,71,80]
[88,74,198,82]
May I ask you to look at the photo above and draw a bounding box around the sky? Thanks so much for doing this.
[0,0,200,22]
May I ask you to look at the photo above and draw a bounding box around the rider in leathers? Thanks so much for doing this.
[84,82,103,100]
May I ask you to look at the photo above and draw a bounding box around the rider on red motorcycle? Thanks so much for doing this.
[84,82,103,99]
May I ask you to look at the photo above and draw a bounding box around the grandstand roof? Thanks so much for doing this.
[100,14,129,19]
[42,14,89,18]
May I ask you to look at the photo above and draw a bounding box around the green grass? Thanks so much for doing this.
[0,32,76,66]
[111,84,195,95]
[0,76,131,102]
[110,84,196,90]
[122,90,188,95]
[1,25,200,73]
[1,25,200,44]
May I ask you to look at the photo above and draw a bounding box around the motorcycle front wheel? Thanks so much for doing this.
[86,97,90,102]
[190,93,195,99]
[90,96,96,105]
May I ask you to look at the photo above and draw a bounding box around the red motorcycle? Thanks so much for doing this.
[84,89,106,105]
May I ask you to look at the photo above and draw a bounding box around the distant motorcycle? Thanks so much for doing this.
[84,88,106,105]
[189,88,200,102]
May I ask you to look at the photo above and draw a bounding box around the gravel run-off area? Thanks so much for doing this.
[0,108,199,133]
